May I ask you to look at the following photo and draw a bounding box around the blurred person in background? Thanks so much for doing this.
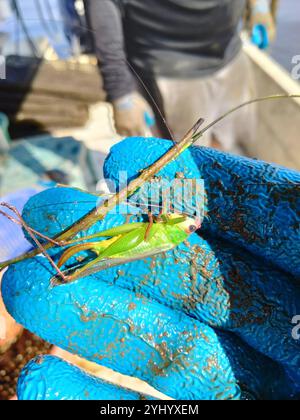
[72,1,276,150]
[0,0,11,53]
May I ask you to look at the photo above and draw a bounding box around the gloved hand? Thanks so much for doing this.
[2,137,300,400]
[248,0,276,42]
[112,92,154,137]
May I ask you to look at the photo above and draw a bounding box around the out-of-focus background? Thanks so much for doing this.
[0,0,299,400]
[0,0,299,179]
[0,0,299,180]
[271,0,300,71]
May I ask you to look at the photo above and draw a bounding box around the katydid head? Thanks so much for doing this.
[166,214,201,235]
[181,217,201,235]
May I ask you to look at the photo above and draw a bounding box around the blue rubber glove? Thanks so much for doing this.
[249,0,276,44]
[251,24,269,50]
[2,138,300,400]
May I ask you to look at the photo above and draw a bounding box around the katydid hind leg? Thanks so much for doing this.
[57,241,101,268]
[58,226,147,272]
[62,228,147,281]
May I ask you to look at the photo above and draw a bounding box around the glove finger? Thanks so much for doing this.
[21,188,300,390]
[104,137,300,277]
[2,259,293,400]
[17,355,155,400]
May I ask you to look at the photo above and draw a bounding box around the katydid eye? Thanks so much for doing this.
[189,225,197,233]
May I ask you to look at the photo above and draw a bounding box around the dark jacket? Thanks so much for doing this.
[86,0,245,100]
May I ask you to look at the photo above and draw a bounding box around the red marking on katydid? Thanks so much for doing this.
[144,211,154,241]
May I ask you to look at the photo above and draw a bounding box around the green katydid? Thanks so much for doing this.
[54,212,201,282]
[0,198,201,284]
